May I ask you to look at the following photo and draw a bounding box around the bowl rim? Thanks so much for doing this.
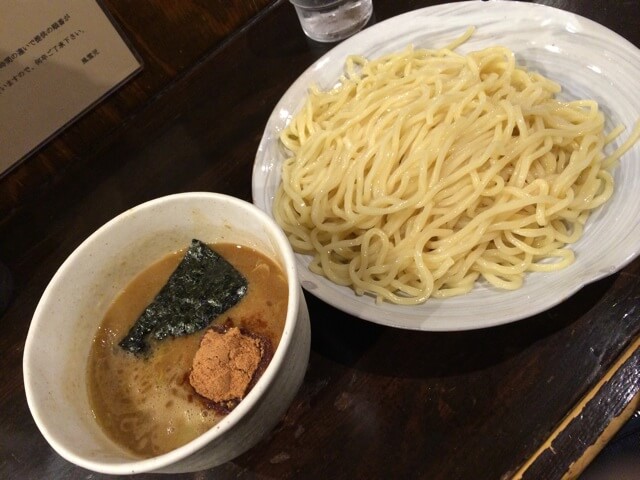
[23,191,301,474]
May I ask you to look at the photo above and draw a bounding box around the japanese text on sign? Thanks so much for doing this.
[0,0,141,174]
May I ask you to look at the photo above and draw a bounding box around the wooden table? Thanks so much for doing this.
[1,1,639,478]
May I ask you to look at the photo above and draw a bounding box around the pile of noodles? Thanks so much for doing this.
[274,30,640,305]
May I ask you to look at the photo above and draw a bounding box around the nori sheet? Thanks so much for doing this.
[118,239,248,355]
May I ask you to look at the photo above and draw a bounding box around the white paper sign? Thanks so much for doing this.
[0,0,142,174]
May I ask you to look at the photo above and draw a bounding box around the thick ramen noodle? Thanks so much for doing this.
[273,29,640,305]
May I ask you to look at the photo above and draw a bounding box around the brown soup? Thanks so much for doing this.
[87,243,288,457]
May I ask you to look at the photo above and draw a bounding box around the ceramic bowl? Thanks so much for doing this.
[252,1,640,331]
[23,192,311,474]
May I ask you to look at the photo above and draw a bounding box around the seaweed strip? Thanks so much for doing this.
[119,239,248,355]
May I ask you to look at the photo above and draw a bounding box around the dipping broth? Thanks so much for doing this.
[87,243,288,458]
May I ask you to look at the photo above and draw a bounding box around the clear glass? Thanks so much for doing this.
[290,0,373,43]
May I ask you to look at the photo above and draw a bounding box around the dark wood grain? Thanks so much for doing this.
[521,340,640,480]
[1,1,639,479]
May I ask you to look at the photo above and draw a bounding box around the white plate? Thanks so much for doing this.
[252,1,640,331]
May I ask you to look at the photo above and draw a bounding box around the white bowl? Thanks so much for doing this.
[23,192,311,475]
[252,1,640,331]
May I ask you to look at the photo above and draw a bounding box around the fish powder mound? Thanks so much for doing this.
[189,327,266,411]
